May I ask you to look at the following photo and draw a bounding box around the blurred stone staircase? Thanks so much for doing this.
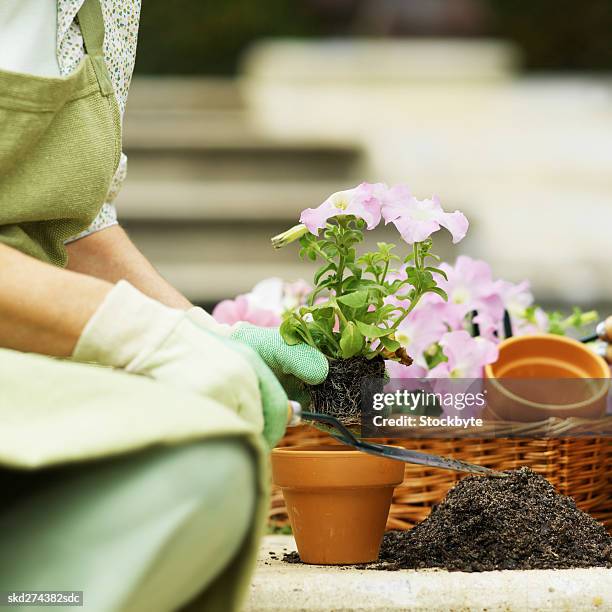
[119,77,364,306]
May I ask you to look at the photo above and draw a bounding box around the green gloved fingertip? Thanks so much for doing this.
[292,344,329,386]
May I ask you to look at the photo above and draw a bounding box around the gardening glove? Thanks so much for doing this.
[231,324,329,406]
[210,334,289,446]
[188,310,329,407]
[72,281,288,447]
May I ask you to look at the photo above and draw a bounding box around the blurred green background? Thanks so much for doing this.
[135,0,612,75]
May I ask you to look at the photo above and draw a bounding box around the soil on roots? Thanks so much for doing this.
[307,355,386,426]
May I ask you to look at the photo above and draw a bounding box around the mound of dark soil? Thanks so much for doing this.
[282,467,611,571]
[308,355,385,425]
[378,467,612,571]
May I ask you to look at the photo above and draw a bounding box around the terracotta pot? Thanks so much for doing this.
[484,334,610,421]
[271,443,405,564]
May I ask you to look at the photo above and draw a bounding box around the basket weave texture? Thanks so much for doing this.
[270,425,612,533]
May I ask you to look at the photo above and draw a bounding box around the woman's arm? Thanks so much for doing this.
[0,244,112,356]
[65,225,192,309]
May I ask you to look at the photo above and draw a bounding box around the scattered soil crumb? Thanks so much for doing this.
[282,551,301,564]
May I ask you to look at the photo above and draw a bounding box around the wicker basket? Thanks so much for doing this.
[270,424,612,533]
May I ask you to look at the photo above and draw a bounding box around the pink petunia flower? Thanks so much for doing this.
[299,183,383,234]
[394,307,448,365]
[495,279,533,316]
[425,331,498,418]
[385,360,429,379]
[382,193,468,244]
[434,256,505,329]
[493,279,547,336]
[428,330,498,379]
[244,277,312,317]
[212,294,280,327]
[284,279,313,310]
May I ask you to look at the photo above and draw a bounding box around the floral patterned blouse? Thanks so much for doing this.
[59,0,141,242]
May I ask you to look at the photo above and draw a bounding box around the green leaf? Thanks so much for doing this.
[355,321,392,338]
[420,270,434,286]
[346,263,363,279]
[279,317,302,345]
[312,306,335,323]
[314,262,336,285]
[341,276,362,293]
[376,304,403,318]
[405,267,419,282]
[425,343,447,369]
[396,290,416,301]
[425,266,448,281]
[547,311,565,335]
[363,283,388,297]
[337,290,369,308]
[379,336,401,352]
[339,322,364,358]
[299,233,314,247]
[322,244,338,258]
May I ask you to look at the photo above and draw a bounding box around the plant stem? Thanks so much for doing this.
[389,296,421,331]
[295,313,317,348]
[319,326,341,352]
[389,241,426,331]
[413,242,421,272]
[380,259,390,286]
[335,254,345,296]
[310,241,332,262]
[332,298,349,328]
[333,218,349,298]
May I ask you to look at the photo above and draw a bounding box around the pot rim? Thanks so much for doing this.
[484,333,610,412]
[271,443,406,489]
[272,444,369,458]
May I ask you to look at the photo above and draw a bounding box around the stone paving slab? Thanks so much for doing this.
[245,535,612,612]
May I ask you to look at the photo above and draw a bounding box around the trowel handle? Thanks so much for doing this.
[287,400,303,427]
[596,316,612,342]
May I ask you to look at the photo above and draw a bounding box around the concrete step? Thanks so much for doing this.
[124,147,360,182]
[246,535,612,612]
[122,113,361,181]
[126,77,245,111]
[119,77,365,303]
[117,180,357,221]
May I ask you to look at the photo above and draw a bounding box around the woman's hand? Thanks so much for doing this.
[230,324,329,406]
[188,309,329,407]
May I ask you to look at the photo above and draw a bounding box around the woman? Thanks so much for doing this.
[0,2,327,610]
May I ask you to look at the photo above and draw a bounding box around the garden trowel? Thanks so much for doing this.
[287,401,507,477]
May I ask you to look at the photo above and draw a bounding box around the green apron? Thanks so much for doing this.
[0,0,121,266]
[0,350,270,612]
[0,2,269,609]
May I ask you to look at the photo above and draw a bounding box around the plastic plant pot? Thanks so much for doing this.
[271,443,405,565]
[484,334,610,421]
